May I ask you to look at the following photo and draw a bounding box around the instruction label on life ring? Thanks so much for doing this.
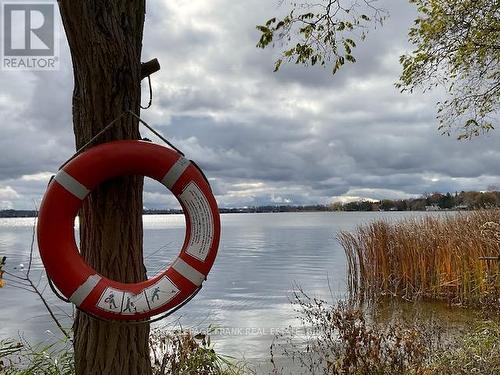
[97,276,180,314]
[180,182,214,262]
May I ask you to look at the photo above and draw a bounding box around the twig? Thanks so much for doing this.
[25,274,70,339]
[26,213,37,278]
[0,211,71,340]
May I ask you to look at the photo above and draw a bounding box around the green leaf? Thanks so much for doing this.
[265,17,276,26]
[274,59,283,72]
[345,54,356,63]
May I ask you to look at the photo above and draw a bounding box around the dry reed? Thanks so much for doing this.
[339,210,500,308]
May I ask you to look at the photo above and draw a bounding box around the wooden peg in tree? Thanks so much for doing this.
[141,58,160,80]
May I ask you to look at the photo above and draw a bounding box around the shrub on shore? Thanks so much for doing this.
[339,210,500,308]
[270,290,432,374]
[270,290,500,375]
[0,329,251,375]
[150,327,252,375]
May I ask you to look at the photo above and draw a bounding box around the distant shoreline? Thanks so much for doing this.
[0,206,480,218]
[1,207,330,218]
[4,191,497,218]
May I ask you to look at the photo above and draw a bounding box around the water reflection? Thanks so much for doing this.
[0,211,455,366]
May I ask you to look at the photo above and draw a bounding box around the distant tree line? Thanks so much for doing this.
[1,190,499,218]
[218,205,332,214]
[0,210,38,218]
[0,205,332,218]
[330,190,500,212]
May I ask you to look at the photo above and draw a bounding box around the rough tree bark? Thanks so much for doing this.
[58,1,151,374]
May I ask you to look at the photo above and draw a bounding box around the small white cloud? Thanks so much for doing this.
[0,200,14,209]
[270,194,292,204]
[0,186,20,200]
[331,195,378,204]
[21,172,53,182]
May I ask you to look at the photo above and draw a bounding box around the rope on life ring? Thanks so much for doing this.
[37,140,220,321]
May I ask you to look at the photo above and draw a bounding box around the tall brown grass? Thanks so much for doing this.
[339,210,500,308]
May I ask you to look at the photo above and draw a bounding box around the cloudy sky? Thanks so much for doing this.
[0,0,498,210]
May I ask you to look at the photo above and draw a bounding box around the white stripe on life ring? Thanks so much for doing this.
[171,258,205,286]
[161,157,190,189]
[69,274,102,306]
[54,170,90,200]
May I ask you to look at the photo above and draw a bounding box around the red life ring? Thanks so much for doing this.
[37,140,220,321]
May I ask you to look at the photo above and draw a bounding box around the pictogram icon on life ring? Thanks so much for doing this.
[37,140,220,321]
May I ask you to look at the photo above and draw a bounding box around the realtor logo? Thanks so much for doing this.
[2,1,59,70]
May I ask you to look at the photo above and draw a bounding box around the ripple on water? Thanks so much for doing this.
[0,211,457,365]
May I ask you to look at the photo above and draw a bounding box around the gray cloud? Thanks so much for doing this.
[0,0,498,209]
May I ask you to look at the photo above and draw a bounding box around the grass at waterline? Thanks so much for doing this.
[270,290,500,374]
[0,338,73,375]
[2,302,499,374]
[429,320,500,375]
[339,210,500,308]
[0,329,252,375]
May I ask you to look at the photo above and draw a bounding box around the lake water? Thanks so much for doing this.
[0,211,453,370]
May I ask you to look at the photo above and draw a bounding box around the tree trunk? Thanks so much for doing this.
[58,1,151,374]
